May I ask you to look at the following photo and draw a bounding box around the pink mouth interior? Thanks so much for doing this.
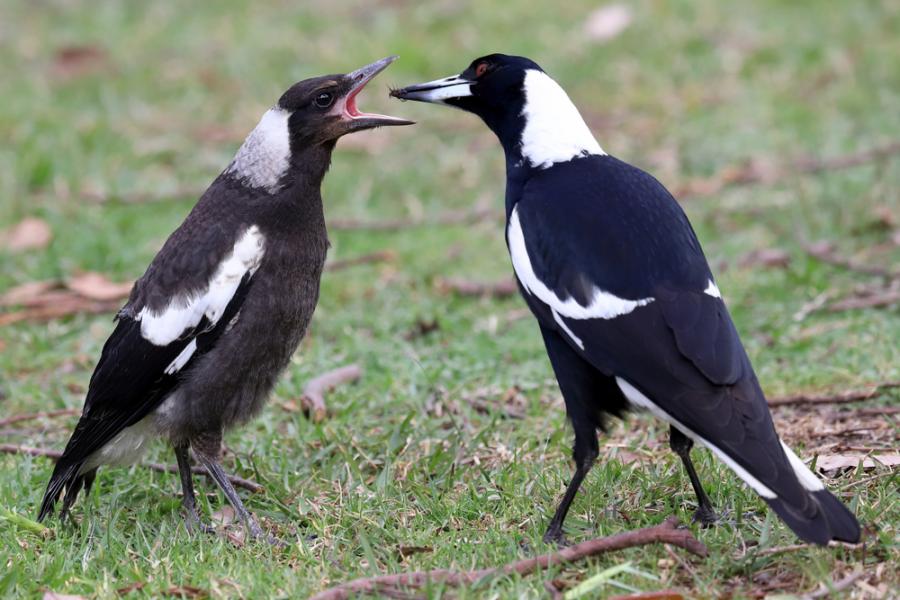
[344,84,367,118]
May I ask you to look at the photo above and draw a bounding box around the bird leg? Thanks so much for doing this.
[543,443,598,546]
[174,444,213,534]
[193,449,282,545]
[669,425,717,526]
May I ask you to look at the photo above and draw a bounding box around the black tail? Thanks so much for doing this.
[38,459,90,522]
[765,488,861,545]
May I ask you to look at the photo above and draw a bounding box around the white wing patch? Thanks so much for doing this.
[507,206,653,321]
[780,441,825,491]
[615,377,778,499]
[225,107,292,192]
[165,339,197,375]
[552,308,584,350]
[704,279,722,299]
[519,69,605,169]
[139,225,265,347]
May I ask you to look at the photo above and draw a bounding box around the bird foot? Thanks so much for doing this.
[245,518,288,548]
[692,505,719,528]
[542,528,571,548]
[183,509,215,535]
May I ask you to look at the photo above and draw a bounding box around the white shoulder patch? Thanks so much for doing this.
[704,279,722,299]
[507,206,653,321]
[615,377,778,499]
[519,70,605,169]
[140,225,265,346]
[225,107,292,192]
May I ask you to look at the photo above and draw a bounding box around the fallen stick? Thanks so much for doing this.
[828,289,900,312]
[0,299,121,326]
[803,241,897,279]
[300,364,363,423]
[0,408,80,428]
[802,569,865,600]
[767,381,900,407]
[436,277,518,299]
[0,444,262,493]
[309,517,707,600]
[325,250,396,272]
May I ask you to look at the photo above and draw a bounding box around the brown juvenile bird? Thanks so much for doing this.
[38,56,412,541]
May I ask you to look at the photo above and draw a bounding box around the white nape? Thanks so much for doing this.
[226,107,292,192]
[780,441,825,491]
[704,279,722,299]
[519,69,605,169]
[615,377,778,499]
[139,226,265,346]
[507,206,653,320]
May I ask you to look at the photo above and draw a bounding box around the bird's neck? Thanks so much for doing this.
[497,70,606,173]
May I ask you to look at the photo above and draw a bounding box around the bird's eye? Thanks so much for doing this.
[314,92,334,108]
[475,62,489,78]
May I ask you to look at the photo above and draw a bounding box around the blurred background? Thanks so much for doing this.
[1,1,898,598]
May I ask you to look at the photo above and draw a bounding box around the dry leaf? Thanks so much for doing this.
[2,218,52,252]
[67,272,134,301]
[0,281,58,306]
[52,45,109,79]
[816,453,900,472]
[584,4,633,42]
[210,505,236,526]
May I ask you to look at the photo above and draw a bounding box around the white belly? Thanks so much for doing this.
[81,415,157,472]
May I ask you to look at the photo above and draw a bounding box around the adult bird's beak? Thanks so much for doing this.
[334,56,415,131]
[389,74,474,105]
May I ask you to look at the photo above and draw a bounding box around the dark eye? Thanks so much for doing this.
[475,62,489,77]
[314,92,334,108]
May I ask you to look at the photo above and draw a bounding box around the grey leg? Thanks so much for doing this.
[669,425,717,526]
[174,444,213,534]
[193,450,276,544]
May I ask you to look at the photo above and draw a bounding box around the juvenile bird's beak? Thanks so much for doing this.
[335,56,415,131]
[389,74,474,105]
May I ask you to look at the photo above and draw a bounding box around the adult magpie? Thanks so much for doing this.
[38,56,412,540]
[390,54,861,546]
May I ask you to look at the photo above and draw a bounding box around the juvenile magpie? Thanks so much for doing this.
[38,56,412,540]
[391,54,861,546]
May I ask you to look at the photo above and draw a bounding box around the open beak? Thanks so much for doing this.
[336,56,415,130]
[389,74,474,105]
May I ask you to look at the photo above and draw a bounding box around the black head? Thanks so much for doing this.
[279,55,413,146]
[389,54,604,170]
[225,56,413,193]
[389,54,541,133]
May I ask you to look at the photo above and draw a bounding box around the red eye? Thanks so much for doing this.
[475,62,489,77]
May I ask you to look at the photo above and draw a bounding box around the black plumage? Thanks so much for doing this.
[39,56,412,540]
[391,54,860,546]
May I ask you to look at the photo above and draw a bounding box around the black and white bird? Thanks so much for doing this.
[391,54,861,546]
[38,56,412,540]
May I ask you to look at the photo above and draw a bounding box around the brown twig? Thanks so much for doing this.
[300,364,363,423]
[828,288,900,312]
[309,517,707,600]
[802,569,866,599]
[675,141,900,199]
[802,241,898,279]
[767,381,900,407]
[329,206,494,232]
[0,409,80,428]
[326,250,396,272]
[0,444,262,493]
[0,299,122,326]
[435,277,518,299]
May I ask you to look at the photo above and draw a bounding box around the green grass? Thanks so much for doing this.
[2,0,899,597]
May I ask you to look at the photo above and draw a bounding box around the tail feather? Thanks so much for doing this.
[765,489,860,545]
[762,440,861,545]
[38,460,84,522]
